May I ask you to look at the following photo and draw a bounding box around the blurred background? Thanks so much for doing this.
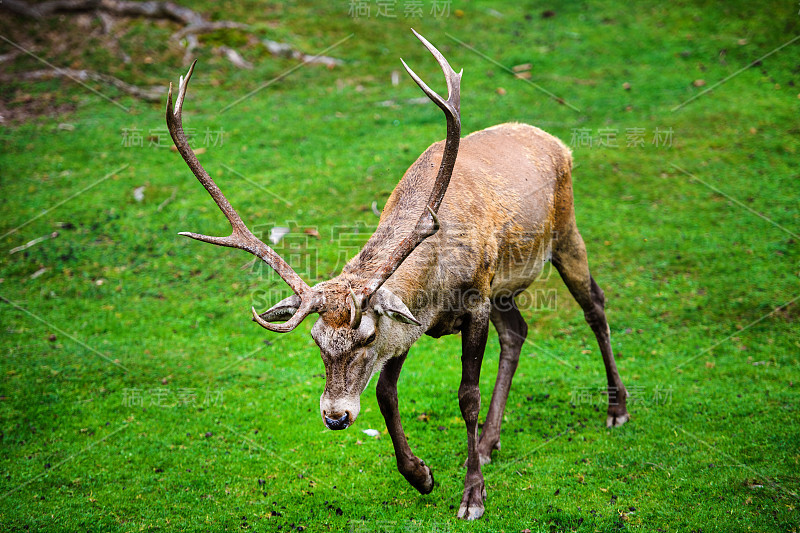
[1,1,798,531]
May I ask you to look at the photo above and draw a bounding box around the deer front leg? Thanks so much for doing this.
[376,351,435,494]
[457,307,491,520]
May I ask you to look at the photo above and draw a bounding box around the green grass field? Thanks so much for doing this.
[1,1,798,531]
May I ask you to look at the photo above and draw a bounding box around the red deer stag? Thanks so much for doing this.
[166,30,629,520]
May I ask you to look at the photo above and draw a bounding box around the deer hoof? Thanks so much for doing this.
[417,463,435,494]
[457,482,486,520]
[606,411,630,428]
[402,459,435,494]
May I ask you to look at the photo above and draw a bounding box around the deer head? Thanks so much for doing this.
[166,30,461,430]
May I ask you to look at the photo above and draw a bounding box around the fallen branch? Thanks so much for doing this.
[1,68,163,101]
[263,39,344,67]
[5,0,198,24]
[181,33,199,65]
[3,0,250,38]
[9,231,59,255]
[0,50,23,64]
[30,267,49,279]
[217,46,253,70]
[1,0,345,103]
[2,0,98,20]
[172,21,250,41]
[4,0,346,67]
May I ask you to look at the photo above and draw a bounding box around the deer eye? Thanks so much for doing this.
[365,332,377,345]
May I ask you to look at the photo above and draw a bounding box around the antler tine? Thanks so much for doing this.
[166,62,322,332]
[361,30,462,300]
[251,296,321,333]
[400,28,462,116]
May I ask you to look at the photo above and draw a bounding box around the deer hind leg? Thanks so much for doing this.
[552,227,629,427]
[474,300,528,465]
[376,350,435,494]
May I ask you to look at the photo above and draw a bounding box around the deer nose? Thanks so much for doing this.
[324,412,350,431]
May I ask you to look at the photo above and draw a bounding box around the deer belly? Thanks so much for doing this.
[490,236,552,296]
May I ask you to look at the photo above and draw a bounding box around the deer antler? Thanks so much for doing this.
[166,61,324,332]
[361,29,462,301]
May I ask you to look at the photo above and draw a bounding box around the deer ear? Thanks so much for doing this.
[256,294,301,323]
[373,288,421,326]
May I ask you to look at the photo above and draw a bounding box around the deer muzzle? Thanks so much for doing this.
[320,394,361,431]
